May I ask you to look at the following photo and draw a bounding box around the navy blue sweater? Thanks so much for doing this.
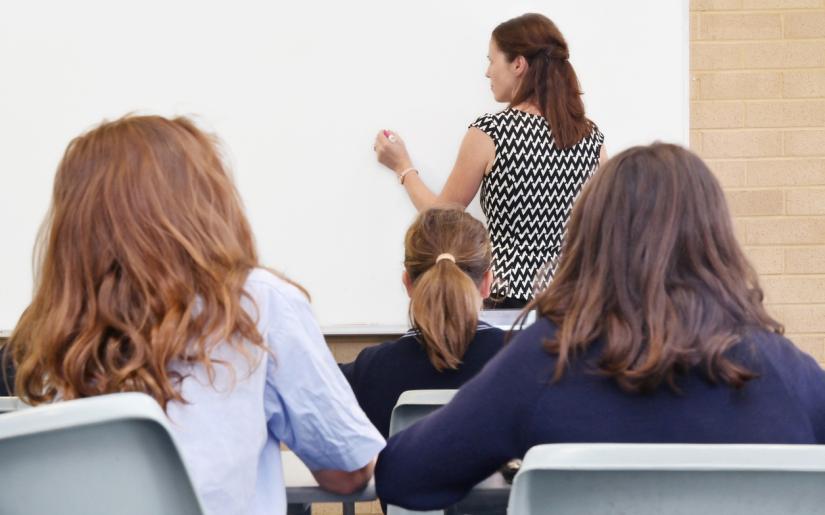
[340,321,504,438]
[375,317,825,510]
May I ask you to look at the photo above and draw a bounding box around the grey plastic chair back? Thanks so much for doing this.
[388,389,456,436]
[386,389,457,515]
[0,392,204,515]
[508,443,825,515]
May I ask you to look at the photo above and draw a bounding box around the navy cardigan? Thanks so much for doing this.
[340,321,504,439]
[375,317,825,510]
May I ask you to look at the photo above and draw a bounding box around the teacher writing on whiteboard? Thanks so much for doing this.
[374,13,606,309]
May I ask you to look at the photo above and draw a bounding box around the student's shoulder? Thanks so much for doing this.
[490,316,559,366]
[244,268,315,332]
[474,321,506,346]
[346,334,420,380]
[744,329,821,371]
[363,332,422,362]
[245,268,308,306]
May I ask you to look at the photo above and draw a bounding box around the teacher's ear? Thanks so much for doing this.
[479,269,494,299]
[511,54,529,77]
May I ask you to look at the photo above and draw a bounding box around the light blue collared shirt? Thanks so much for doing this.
[166,268,385,515]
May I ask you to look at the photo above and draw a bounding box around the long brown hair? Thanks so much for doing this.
[405,208,492,371]
[493,13,592,149]
[532,143,782,393]
[10,115,268,409]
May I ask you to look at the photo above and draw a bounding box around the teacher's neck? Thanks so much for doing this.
[510,102,542,116]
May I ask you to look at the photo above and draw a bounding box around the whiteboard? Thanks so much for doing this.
[0,0,689,334]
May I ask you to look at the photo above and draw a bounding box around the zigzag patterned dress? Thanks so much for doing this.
[471,108,604,302]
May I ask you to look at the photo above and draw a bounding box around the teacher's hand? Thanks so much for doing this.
[374,130,413,175]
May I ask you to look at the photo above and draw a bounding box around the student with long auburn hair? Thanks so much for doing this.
[8,115,384,515]
[341,207,503,438]
[373,13,606,308]
[374,144,825,511]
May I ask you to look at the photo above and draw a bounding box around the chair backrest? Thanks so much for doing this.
[388,389,456,436]
[386,390,457,515]
[0,392,204,515]
[508,443,825,515]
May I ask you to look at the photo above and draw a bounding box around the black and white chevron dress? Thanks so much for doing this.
[470,108,604,301]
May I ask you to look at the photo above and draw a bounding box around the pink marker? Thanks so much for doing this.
[383,129,397,143]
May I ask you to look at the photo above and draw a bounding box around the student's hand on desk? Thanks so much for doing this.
[374,130,413,176]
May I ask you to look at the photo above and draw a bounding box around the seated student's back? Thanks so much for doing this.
[341,208,504,438]
[375,144,825,511]
[7,115,384,515]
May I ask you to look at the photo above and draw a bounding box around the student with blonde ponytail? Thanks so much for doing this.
[341,207,504,438]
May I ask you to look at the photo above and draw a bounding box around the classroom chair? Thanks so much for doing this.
[507,443,825,515]
[388,389,457,435]
[0,392,204,515]
[387,389,457,515]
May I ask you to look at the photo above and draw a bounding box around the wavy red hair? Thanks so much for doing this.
[10,115,268,408]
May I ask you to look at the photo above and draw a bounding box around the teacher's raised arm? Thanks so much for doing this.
[375,13,607,308]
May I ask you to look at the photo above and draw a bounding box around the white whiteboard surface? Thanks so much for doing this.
[0,1,688,333]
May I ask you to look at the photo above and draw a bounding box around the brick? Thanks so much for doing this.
[784,11,825,38]
[785,246,825,273]
[746,217,825,244]
[747,158,825,186]
[768,304,825,332]
[730,216,749,244]
[783,41,825,68]
[725,189,785,215]
[692,43,743,70]
[701,130,782,157]
[786,188,825,214]
[784,130,825,157]
[783,70,825,98]
[742,41,825,69]
[744,0,824,7]
[785,334,825,361]
[692,0,743,9]
[746,100,825,128]
[690,130,703,153]
[744,246,785,273]
[692,101,746,128]
[698,13,783,40]
[762,275,825,303]
[691,13,701,41]
[695,72,782,99]
[707,160,749,186]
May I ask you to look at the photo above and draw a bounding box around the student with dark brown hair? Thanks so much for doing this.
[341,207,504,438]
[373,13,607,308]
[375,144,825,511]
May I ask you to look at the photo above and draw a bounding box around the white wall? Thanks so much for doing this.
[0,0,688,333]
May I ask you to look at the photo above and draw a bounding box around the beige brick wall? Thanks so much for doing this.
[691,0,825,363]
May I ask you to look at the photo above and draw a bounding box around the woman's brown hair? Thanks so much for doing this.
[493,13,592,149]
[531,143,782,393]
[9,115,270,408]
[405,208,492,371]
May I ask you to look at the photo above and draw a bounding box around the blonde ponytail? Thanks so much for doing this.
[404,208,492,371]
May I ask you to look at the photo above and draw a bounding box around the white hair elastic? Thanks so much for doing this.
[436,253,456,264]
